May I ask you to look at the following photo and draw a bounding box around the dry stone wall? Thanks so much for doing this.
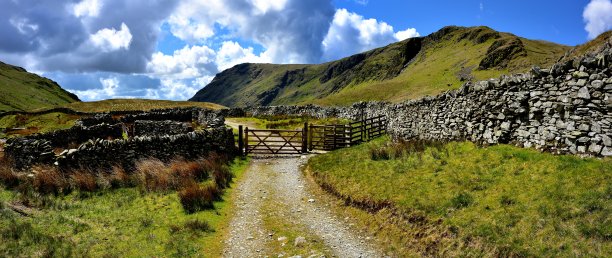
[57,128,235,170]
[133,120,193,136]
[236,44,612,157]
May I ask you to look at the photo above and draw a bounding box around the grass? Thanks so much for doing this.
[0,157,249,257]
[307,137,611,257]
[0,112,79,137]
[0,62,78,112]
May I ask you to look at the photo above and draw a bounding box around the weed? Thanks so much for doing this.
[500,195,516,206]
[370,145,390,160]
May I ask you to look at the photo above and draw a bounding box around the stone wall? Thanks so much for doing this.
[5,127,235,170]
[57,127,236,170]
[134,120,192,136]
[24,123,124,148]
[233,43,612,157]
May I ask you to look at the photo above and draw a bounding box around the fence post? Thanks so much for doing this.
[308,124,313,151]
[238,125,244,156]
[333,124,337,150]
[244,127,249,155]
[302,122,308,153]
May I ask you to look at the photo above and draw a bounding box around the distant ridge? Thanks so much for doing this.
[190,26,572,107]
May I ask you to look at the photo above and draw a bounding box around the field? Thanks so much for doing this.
[307,137,611,256]
[0,157,249,257]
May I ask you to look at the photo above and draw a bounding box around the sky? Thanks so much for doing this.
[0,0,610,101]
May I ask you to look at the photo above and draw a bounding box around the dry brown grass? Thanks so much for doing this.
[70,171,98,192]
[178,183,221,213]
[109,165,131,189]
[0,158,20,188]
[32,166,68,195]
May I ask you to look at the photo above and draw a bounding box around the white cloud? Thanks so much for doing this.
[216,41,270,70]
[90,23,133,52]
[322,9,419,61]
[168,16,215,43]
[158,79,200,100]
[480,2,484,12]
[70,76,120,100]
[147,45,216,79]
[73,0,102,18]
[395,28,420,41]
[583,0,612,39]
[250,0,289,13]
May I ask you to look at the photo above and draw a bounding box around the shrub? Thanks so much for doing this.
[32,166,68,195]
[70,171,98,192]
[169,159,206,185]
[178,183,219,213]
[184,219,214,233]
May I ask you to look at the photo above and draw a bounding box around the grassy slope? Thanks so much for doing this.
[0,158,249,257]
[307,137,611,256]
[191,26,570,107]
[0,62,79,112]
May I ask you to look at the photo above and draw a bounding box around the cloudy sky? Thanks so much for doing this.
[0,0,610,101]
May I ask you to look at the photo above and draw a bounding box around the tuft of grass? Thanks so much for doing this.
[32,166,68,195]
[308,136,612,257]
[178,183,220,213]
[183,219,214,233]
[70,171,98,192]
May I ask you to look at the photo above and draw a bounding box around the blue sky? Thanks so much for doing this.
[0,0,609,101]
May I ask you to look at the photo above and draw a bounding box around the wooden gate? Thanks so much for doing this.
[243,125,307,155]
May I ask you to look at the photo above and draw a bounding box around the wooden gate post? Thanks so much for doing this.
[302,122,308,153]
[244,127,249,155]
[308,124,313,151]
[238,125,244,156]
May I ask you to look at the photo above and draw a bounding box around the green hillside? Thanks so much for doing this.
[0,62,80,112]
[190,26,571,107]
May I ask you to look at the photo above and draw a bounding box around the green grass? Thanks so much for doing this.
[0,112,80,138]
[0,158,249,257]
[307,137,611,256]
[0,62,79,112]
[53,99,225,113]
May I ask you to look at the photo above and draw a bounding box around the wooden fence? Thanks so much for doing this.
[241,124,307,155]
[308,115,387,151]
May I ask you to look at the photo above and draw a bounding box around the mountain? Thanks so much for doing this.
[0,61,80,112]
[190,26,572,107]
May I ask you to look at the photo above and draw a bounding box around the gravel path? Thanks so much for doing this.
[223,156,382,257]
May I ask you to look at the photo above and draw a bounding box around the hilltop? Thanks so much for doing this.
[190,26,571,107]
[0,62,80,112]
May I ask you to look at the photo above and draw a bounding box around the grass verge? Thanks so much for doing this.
[0,157,249,257]
[307,137,611,257]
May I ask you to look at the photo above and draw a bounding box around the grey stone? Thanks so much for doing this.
[577,87,591,99]
[588,143,603,153]
[294,236,307,247]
